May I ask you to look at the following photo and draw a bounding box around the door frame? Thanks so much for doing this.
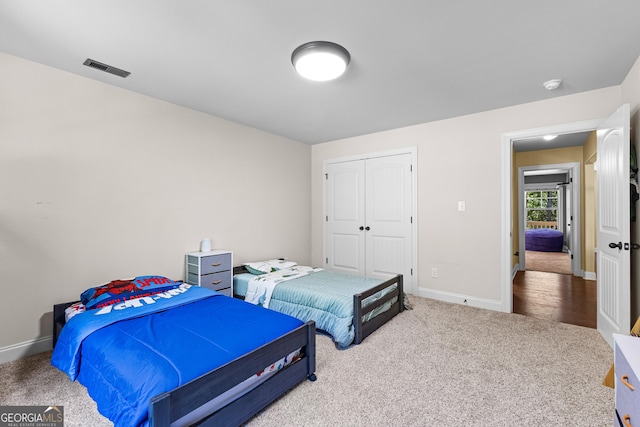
[500,118,603,313]
[517,162,581,276]
[322,146,418,295]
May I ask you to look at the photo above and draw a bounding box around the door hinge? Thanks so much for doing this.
[325,257,328,264]
[411,268,413,276]
[326,215,328,222]
[410,216,413,224]
[410,164,413,172]
[325,173,328,180]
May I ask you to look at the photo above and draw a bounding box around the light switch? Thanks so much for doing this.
[458,201,466,211]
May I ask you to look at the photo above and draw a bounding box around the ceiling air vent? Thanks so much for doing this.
[83,58,130,78]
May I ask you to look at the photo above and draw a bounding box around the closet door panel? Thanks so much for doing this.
[369,235,405,277]
[325,160,366,276]
[365,154,413,281]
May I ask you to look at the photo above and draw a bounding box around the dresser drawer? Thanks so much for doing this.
[615,334,640,425]
[200,253,232,275]
[190,271,231,291]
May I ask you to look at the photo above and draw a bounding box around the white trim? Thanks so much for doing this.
[501,118,604,313]
[0,336,52,363]
[584,271,597,281]
[500,131,512,313]
[417,287,504,312]
[322,147,415,164]
[322,146,418,295]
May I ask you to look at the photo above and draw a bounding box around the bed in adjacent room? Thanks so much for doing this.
[51,276,316,427]
[525,228,564,252]
[233,260,404,349]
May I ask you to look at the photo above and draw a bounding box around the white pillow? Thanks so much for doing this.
[244,259,297,274]
[266,259,297,270]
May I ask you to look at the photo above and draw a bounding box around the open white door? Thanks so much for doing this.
[596,104,631,347]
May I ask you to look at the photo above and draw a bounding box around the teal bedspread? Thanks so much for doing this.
[234,270,397,348]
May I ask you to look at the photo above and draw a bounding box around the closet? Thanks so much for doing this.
[324,151,414,286]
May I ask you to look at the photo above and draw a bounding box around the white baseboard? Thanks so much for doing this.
[0,336,53,364]
[417,287,505,312]
[583,271,596,281]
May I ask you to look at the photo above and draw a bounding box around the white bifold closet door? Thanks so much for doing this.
[325,153,413,282]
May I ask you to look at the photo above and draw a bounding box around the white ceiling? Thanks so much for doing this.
[513,131,592,152]
[2,1,640,145]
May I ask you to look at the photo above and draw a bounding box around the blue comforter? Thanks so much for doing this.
[51,284,303,427]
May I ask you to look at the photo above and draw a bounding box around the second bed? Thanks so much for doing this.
[233,264,404,348]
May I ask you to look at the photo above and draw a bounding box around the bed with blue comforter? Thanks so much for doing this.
[51,280,316,427]
[233,263,404,349]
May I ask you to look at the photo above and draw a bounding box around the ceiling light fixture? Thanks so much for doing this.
[543,79,562,91]
[543,135,558,141]
[291,41,350,82]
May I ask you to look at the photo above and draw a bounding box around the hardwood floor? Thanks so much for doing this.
[513,270,597,329]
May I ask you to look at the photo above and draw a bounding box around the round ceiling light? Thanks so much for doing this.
[291,41,350,82]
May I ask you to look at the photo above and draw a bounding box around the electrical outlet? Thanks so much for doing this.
[431,267,438,278]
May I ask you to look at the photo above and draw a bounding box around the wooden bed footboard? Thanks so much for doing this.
[353,274,404,345]
[149,320,316,427]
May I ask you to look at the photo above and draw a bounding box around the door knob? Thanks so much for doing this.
[359,226,364,231]
[609,242,623,250]
[365,226,370,231]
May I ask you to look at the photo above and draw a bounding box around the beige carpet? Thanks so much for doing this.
[525,250,572,275]
[0,296,614,426]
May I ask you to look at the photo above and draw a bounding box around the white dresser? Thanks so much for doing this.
[614,333,640,427]
[185,250,233,296]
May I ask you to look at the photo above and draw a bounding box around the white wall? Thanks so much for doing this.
[312,86,622,309]
[0,52,311,360]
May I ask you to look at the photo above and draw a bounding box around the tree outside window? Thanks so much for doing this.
[525,190,558,227]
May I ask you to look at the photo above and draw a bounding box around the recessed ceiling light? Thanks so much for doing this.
[543,135,558,141]
[543,79,562,91]
[291,41,350,82]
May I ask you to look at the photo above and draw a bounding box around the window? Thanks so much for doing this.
[525,190,558,228]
